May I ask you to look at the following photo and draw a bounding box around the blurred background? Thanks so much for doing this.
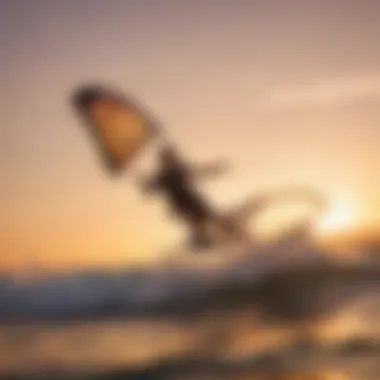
[1,1,379,379]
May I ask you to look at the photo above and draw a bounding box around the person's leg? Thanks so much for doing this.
[187,218,212,251]
[212,215,249,244]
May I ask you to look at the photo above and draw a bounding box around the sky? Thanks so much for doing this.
[1,0,379,270]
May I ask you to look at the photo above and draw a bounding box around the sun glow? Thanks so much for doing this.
[316,201,356,234]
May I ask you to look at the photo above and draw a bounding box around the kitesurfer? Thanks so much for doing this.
[139,145,242,248]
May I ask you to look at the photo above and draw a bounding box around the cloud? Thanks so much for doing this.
[259,74,380,109]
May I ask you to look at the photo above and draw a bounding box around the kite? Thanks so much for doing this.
[72,85,160,173]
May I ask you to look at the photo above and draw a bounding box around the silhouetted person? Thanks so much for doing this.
[139,145,238,248]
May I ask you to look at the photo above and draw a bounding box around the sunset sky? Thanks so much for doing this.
[1,1,379,270]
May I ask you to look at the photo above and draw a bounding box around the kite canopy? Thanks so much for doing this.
[72,85,159,173]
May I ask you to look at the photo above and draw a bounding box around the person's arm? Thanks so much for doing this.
[190,161,230,181]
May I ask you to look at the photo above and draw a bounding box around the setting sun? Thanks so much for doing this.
[316,202,355,234]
